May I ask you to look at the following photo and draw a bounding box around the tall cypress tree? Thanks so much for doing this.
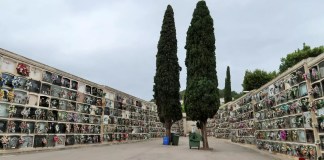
[184,1,219,149]
[224,66,232,103]
[153,5,182,144]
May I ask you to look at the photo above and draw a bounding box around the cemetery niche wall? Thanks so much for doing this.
[171,120,184,136]
[214,103,231,139]
[253,63,317,160]
[229,93,255,145]
[0,48,162,151]
[212,55,324,160]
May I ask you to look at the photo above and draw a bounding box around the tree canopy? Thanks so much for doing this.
[184,0,219,149]
[180,89,240,101]
[242,69,277,91]
[279,43,324,73]
[153,5,182,128]
[241,43,323,95]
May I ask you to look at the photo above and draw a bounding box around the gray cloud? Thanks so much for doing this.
[1,0,324,100]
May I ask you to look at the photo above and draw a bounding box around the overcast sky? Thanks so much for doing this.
[1,0,324,101]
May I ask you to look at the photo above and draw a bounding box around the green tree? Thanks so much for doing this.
[180,90,185,100]
[224,66,232,103]
[233,91,244,100]
[153,5,182,144]
[218,89,224,97]
[181,89,238,100]
[184,1,219,149]
[279,43,324,73]
[242,69,277,91]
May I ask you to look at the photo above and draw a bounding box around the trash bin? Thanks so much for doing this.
[163,136,169,145]
[172,135,179,146]
[170,133,175,144]
[189,132,201,149]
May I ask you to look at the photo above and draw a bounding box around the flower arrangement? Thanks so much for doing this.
[16,63,30,76]
[311,68,319,80]
[7,89,15,102]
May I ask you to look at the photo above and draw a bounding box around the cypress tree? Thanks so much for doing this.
[153,5,182,144]
[224,66,232,103]
[184,1,219,149]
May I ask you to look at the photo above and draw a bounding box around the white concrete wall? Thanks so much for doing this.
[182,113,197,134]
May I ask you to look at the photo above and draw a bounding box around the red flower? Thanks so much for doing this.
[16,63,30,76]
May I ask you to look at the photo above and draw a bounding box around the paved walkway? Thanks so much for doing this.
[0,137,280,160]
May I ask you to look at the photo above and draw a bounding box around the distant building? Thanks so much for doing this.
[220,98,225,105]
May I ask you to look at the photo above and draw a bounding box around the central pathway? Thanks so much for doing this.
[1,137,279,160]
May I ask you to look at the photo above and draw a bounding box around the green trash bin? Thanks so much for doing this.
[172,135,179,146]
[171,133,175,144]
[189,132,201,149]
